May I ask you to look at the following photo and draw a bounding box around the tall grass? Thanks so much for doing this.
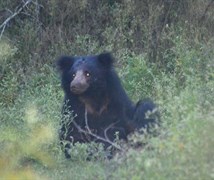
[0,0,214,179]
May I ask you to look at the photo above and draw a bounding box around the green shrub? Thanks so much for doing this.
[0,0,213,179]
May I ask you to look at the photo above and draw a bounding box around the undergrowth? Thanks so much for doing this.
[0,38,213,179]
[0,0,214,179]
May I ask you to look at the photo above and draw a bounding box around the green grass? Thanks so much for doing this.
[0,1,214,178]
[0,42,213,179]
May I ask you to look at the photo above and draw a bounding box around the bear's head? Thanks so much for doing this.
[57,52,114,95]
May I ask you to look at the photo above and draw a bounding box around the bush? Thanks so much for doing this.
[0,0,213,179]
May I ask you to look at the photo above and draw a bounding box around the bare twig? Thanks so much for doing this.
[200,0,214,23]
[104,121,119,141]
[0,0,34,39]
[72,107,123,151]
[84,108,93,134]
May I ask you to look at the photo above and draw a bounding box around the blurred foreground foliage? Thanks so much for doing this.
[0,0,214,179]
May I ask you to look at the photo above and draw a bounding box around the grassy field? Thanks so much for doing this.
[1,47,213,179]
[0,1,214,179]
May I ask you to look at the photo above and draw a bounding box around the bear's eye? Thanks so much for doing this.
[72,73,76,78]
[85,72,90,77]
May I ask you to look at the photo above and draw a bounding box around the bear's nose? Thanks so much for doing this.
[70,82,89,94]
[70,82,84,90]
[70,70,89,94]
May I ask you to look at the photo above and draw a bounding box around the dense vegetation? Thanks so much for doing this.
[0,0,213,179]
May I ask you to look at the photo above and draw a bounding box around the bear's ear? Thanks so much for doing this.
[57,56,74,72]
[97,52,114,69]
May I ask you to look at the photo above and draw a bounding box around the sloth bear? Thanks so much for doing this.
[57,52,158,158]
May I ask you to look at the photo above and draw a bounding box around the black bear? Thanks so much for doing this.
[57,52,158,158]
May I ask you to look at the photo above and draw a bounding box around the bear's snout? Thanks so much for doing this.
[70,70,89,94]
